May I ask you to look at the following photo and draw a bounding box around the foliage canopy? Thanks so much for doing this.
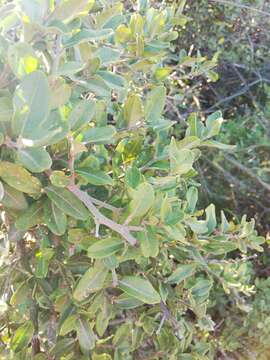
[0,1,266,359]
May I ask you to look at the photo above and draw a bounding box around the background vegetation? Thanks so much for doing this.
[0,0,269,359]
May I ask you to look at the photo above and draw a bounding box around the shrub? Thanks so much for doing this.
[0,1,265,359]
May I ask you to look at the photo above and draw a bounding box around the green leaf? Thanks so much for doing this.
[33,354,47,360]
[50,79,71,109]
[73,265,108,301]
[123,93,144,127]
[186,186,198,213]
[52,0,95,23]
[12,71,50,139]
[0,161,42,194]
[118,276,161,304]
[0,96,13,122]
[19,109,68,148]
[137,228,159,258]
[59,315,77,336]
[49,171,70,188]
[169,137,196,175]
[63,28,113,48]
[95,46,121,65]
[190,279,213,304]
[92,353,112,360]
[97,70,127,90]
[76,317,96,354]
[15,201,44,230]
[83,125,116,144]
[17,147,52,173]
[45,186,89,220]
[83,75,112,98]
[167,264,196,284]
[186,113,204,138]
[205,111,223,139]
[1,183,28,211]
[69,99,96,131]
[8,42,38,78]
[44,199,67,235]
[87,238,124,259]
[50,338,74,358]
[35,248,54,278]
[201,139,236,151]
[129,182,155,219]
[205,204,216,233]
[185,218,208,234]
[115,293,144,309]
[20,0,49,24]
[145,86,166,123]
[125,166,141,189]
[76,168,113,186]
[57,61,84,76]
[11,322,34,353]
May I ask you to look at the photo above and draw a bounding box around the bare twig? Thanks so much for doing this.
[210,0,270,17]
[68,184,138,246]
[224,155,270,192]
[206,79,264,111]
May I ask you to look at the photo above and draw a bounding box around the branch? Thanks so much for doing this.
[88,195,122,213]
[68,184,138,246]
[224,154,270,192]
[210,0,270,17]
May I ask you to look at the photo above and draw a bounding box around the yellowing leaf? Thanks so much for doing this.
[0,161,42,194]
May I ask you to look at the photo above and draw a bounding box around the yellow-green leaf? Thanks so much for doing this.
[0,161,42,194]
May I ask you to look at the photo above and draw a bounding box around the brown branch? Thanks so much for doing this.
[68,184,137,246]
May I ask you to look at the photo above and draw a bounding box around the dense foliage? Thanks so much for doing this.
[0,1,267,359]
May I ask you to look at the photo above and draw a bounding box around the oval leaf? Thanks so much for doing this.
[15,201,44,230]
[73,265,108,301]
[44,199,67,235]
[118,276,160,304]
[76,168,113,186]
[129,182,155,219]
[0,161,42,194]
[17,147,52,173]
[87,238,124,259]
[83,126,116,144]
[166,264,196,284]
[45,186,89,220]
[1,183,28,211]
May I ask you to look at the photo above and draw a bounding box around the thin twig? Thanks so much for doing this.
[210,0,270,17]
[68,184,138,246]
[224,155,270,192]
